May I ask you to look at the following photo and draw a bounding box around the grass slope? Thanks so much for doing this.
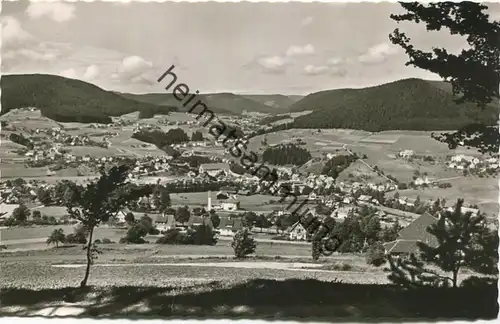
[120,92,277,115]
[1,74,176,123]
[289,78,498,131]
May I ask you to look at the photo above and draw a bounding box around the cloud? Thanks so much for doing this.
[1,16,34,50]
[300,17,313,27]
[303,65,329,76]
[257,56,289,74]
[326,57,344,67]
[26,2,76,23]
[83,65,100,81]
[110,55,156,84]
[358,42,399,64]
[242,55,290,75]
[60,68,78,79]
[286,44,316,57]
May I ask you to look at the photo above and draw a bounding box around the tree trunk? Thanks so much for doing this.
[80,226,94,288]
[452,268,459,288]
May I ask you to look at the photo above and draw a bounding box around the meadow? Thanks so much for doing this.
[170,192,279,209]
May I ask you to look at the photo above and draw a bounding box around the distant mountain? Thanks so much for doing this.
[120,92,278,115]
[1,74,176,123]
[242,94,303,111]
[289,78,498,131]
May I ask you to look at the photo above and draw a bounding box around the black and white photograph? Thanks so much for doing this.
[0,0,499,321]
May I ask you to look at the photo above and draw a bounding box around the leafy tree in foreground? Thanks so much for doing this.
[46,228,65,248]
[66,163,152,288]
[389,2,500,154]
[12,204,30,223]
[385,199,498,288]
[231,228,256,258]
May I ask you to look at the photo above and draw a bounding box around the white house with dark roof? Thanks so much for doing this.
[286,221,308,241]
[220,197,240,211]
[199,163,230,177]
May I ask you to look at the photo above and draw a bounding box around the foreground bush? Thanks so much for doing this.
[231,228,256,258]
[366,242,386,266]
[156,228,185,244]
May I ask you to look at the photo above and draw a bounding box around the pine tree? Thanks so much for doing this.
[386,198,498,288]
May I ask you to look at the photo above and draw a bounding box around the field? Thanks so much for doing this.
[0,163,51,178]
[1,241,496,320]
[396,176,499,218]
[171,192,280,209]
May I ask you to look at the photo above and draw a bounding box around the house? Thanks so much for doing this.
[199,163,230,177]
[217,217,243,236]
[216,191,230,200]
[383,213,439,255]
[154,214,176,232]
[330,206,355,220]
[220,197,240,211]
[0,203,19,220]
[115,210,129,223]
[445,206,479,217]
[357,195,371,204]
[286,221,307,241]
[187,215,214,229]
[399,150,414,158]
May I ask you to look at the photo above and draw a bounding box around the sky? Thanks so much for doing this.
[2,0,500,95]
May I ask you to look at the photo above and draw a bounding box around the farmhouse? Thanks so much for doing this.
[154,214,176,232]
[217,217,243,236]
[188,215,213,229]
[383,213,438,255]
[286,221,307,241]
[199,163,230,177]
[398,150,414,158]
[219,197,240,211]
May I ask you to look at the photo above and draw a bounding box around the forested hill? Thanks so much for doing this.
[1,74,177,123]
[119,92,277,115]
[289,78,498,131]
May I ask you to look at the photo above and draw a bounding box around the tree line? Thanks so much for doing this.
[262,143,312,166]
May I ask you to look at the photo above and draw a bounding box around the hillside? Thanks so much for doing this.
[1,74,177,123]
[242,94,303,111]
[120,92,277,115]
[289,78,498,131]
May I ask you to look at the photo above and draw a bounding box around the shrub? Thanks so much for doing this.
[65,225,88,244]
[231,228,256,258]
[460,276,497,288]
[120,223,148,244]
[185,225,218,246]
[366,241,386,266]
[94,238,114,244]
[156,228,185,244]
